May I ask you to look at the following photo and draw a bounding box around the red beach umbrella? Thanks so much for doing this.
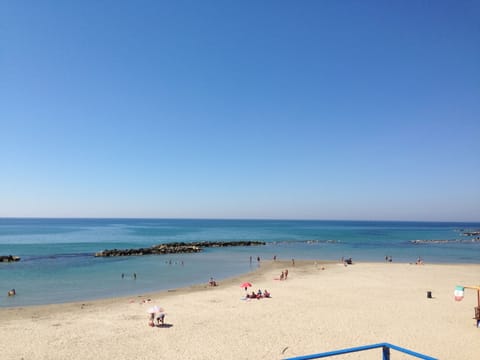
[241,282,252,290]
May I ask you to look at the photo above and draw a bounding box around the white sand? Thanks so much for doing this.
[1,260,479,359]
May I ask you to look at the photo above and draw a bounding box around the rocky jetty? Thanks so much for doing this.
[0,255,20,262]
[181,241,265,248]
[95,240,265,257]
[410,238,480,245]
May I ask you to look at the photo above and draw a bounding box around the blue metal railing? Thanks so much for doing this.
[284,342,438,360]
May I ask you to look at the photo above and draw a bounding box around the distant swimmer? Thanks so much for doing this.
[8,289,16,296]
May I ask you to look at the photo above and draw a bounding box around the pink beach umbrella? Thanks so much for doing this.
[241,282,252,291]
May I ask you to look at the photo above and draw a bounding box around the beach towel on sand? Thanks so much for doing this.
[454,286,464,301]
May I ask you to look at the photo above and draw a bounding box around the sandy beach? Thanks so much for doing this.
[1,260,479,359]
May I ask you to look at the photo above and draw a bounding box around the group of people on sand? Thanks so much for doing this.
[246,289,271,299]
[279,269,289,280]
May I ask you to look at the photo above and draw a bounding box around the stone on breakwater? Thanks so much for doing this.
[94,241,265,257]
[0,255,21,262]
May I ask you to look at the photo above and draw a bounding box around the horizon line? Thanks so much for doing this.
[0,216,479,224]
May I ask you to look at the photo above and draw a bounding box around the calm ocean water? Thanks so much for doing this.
[1,218,479,307]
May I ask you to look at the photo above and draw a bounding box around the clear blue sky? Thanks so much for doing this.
[1,1,479,221]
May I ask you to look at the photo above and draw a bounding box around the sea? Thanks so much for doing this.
[1,218,479,308]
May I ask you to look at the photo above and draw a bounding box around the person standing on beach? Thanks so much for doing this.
[284,269,288,280]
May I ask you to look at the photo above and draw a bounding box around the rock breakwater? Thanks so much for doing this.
[0,255,21,262]
[95,241,265,257]
[410,238,480,245]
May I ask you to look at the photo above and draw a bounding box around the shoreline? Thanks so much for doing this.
[1,259,478,312]
[0,259,323,314]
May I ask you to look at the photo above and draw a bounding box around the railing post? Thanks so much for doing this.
[382,345,390,360]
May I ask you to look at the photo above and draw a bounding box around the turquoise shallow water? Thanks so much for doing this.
[1,218,479,307]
